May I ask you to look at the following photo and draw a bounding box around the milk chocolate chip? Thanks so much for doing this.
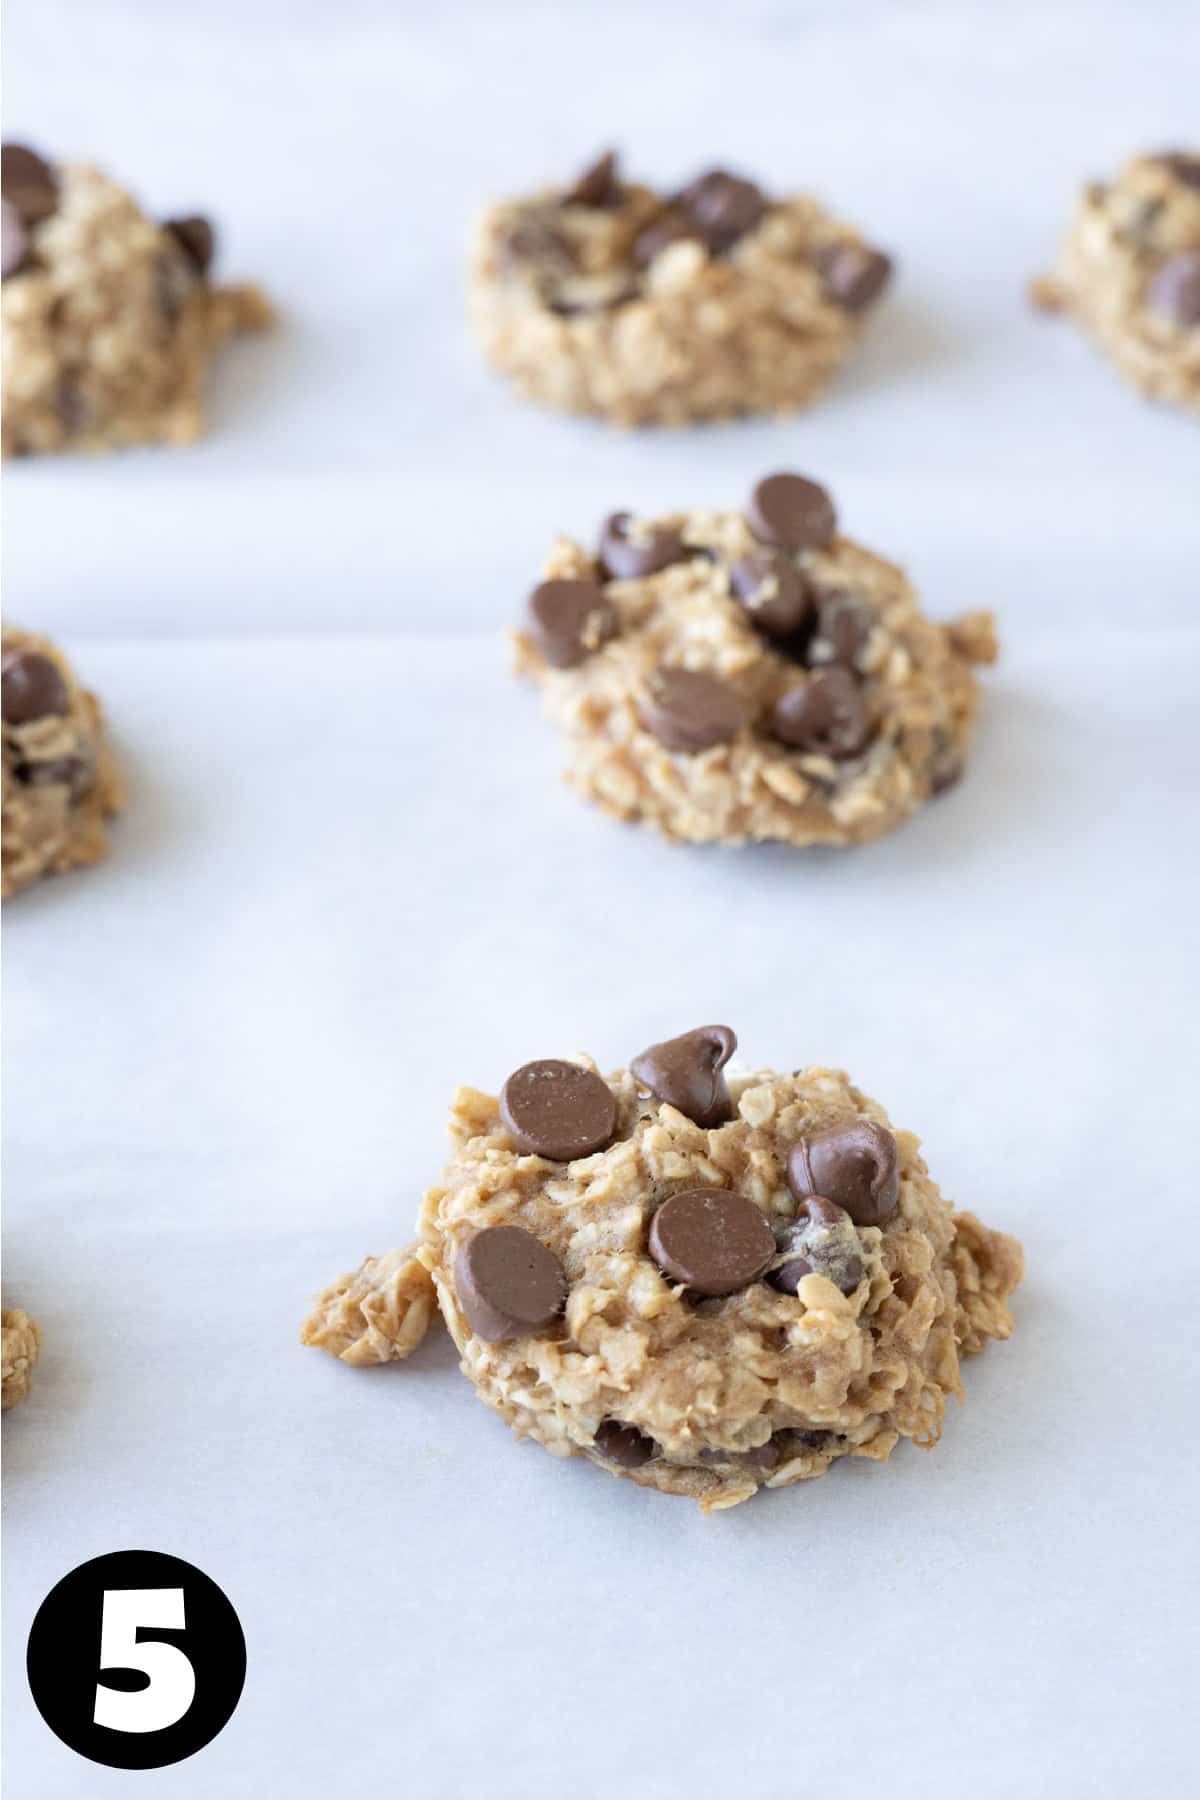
[730,551,813,638]
[770,669,868,758]
[526,579,618,668]
[678,169,766,254]
[1,143,57,225]
[454,1226,567,1343]
[817,242,893,312]
[787,1120,900,1226]
[769,1196,865,1296]
[631,1025,736,1128]
[639,668,745,752]
[566,150,621,208]
[1147,252,1200,328]
[648,1188,775,1295]
[593,1421,657,1467]
[748,473,838,551]
[1,650,69,725]
[2,199,28,280]
[632,206,699,268]
[165,215,215,275]
[500,1059,617,1161]
[598,512,687,580]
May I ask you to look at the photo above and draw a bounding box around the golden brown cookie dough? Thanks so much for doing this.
[1032,150,1200,410]
[2,1309,43,1411]
[470,150,893,425]
[2,626,123,898]
[1,142,273,456]
[303,1029,1023,1511]
[513,472,996,849]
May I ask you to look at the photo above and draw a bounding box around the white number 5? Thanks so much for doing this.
[94,1588,196,1734]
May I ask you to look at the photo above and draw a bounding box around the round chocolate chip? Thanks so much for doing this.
[729,551,813,638]
[630,1025,736,1129]
[678,169,766,254]
[771,669,868,758]
[747,473,838,551]
[1,143,57,225]
[165,215,215,275]
[816,242,894,312]
[632,206,700,269]
[807,596,871,670]
[500,1059,617,1162]
[769,1196,865,1296]
[565,150,621,208]
[787,1120,900,1227]
[648,1188,775,1296]
[1147,252,1200,328]
[454,1226,567,1344]
[526,579,618,669]
[598,512,687,580]
[1,649,69,725]
[2,198,29,280]
[1155,151,1200,191]
[593,1420,657,1467]
[639,668,745,753]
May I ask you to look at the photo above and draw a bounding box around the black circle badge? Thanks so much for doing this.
[26,1550,246,1770]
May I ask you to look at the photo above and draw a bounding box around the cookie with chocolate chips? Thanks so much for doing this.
[470,147,894,425]
[303,1034,1023,1512]
[513,475,997,849]
[1033,148,1200,411]
[2,626,123,898]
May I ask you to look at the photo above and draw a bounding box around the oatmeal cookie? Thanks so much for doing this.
[513,472,996,848]
[303,1028,1023,1511]
[1032,150,1200,410]
[2,1309,43,1411]
[2,141,273,456]
[2,626,123,897]
[470,149,893,424]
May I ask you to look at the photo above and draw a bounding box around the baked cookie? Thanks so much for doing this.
[2,1309,43,1411]
[1032,150,1200,410]
[2,141,273,456]
[470,149,893,424]
[2,626,123,897]
[512,472,996,848]
[303,1028,1023,1511]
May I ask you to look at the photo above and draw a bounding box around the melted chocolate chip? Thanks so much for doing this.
[1147,252,1200,327]
[770,669,869,758]
[1,649,69,725]
[593,1421,657,1467]
[630,1025,736,1129]
[2,199,29,280]
[807,596,872,670]
[769,1196,865,1296]
[500,1060,617,1162]
[678,169,766,254]
[747,473,838,551]
[787,1120,900,1227]
[1,143,57,225]
[165,215,215,275]
[565,150,621,208]
[598,512,688,580]
[526,579,618,668]
[816,242,893,312]
[632,206,699,268]
[638,668,745,752]
[648,1188,775,1296]
[729,551,813,638]
[454,1226,567,1343]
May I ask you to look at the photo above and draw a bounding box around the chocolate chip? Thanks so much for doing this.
[165,215,215,275]
[565,150,621,208]
[593,1420,657,1467]
[730,551,813,638]
[526,579,618,668]
[747,473,838,551]
[787,1120,900,1227]
[16,750,94,800]
[501,214,573,271]
[2,198,29,279]
[598,512,688,580]
[639,668,745,752]
[769,1196,865,1296]
[1,143,57,225]
[807,596,871,670]
[1147,252,1200,327]
[678,169,766,254]
[1,650,69,725]
[648,1188,775,1296]
[1155,151,1200,191]
[632,206,699,269]
[454,1226,567,1343]
[816,242,893,312]
[500,1059,617,1162]
[631,1025,736,1129]
[770,669,868,758]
